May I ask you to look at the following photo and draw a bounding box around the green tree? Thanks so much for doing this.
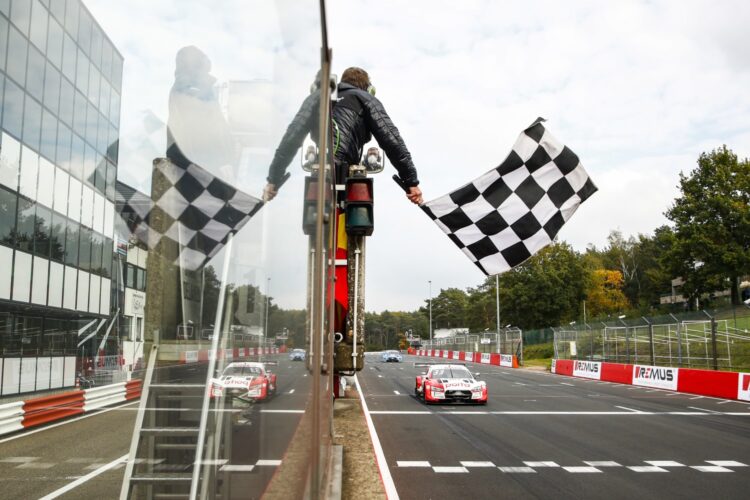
[428,288,469,329]
[665,146,750,305]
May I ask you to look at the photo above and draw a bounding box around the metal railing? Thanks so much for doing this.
[422,328,523,359]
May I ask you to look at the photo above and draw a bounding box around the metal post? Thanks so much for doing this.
[644,317,655,366]
[670,313,682,366]
[710,317,718,370]
[495,274,500,339]
[428,280,433,345]
[264,277,270,348]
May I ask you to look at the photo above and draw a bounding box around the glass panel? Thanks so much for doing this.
[58,75,74,126]
[76,3,90,55]
[22,93,42,150]
[67,176,81,222]
[50,211,65,261]
[63,0,78,38]
[61,31,76,82]
[0,0,8,16]
[40,109,57,161]
[36,156,54,207]
[82,142,95,187]
[78,225,91,270]
[85,100,97,147]
[73,89,86,137]
[18,145,38,199]
[15,196,35,252]
[100,39,112,83]
[48,0,64,24]
[63,218,78,266]
[90,229,102,275]
[2,77,25,138]
[88,64,99,105]
[98,79,109,118]
[44,61,61,114]
[10,0,31,36]
[0,185,17,244]
[0,15,8,71]
[28,0,47,51]
[34,203,51,257]
[125,262,134,288]
[75,47,88,95]
[105,160,115,200]
[80,184,93,228]
[26,44,45,101]
[0,131,21,190]
[108,88,119,126]
[90,23,101,69]
[101,236,112,278]
[16,316,43,357]
[110,51,122,91]
[52,166,68,214]
[70,132,84,179]
[6,24,27,86]
[56,121,72,170]
[46,13,63,69]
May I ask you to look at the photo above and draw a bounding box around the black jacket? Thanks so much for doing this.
[267,82,419,187]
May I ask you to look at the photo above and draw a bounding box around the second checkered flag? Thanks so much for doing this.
[420,118,597,276]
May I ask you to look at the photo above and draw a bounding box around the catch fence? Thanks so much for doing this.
[423,328,523,361]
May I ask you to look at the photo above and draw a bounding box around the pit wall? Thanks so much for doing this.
[551,359,750,402]
[413,349,519,368]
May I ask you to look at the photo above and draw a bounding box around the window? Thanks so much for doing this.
[15,197,35,252]
[46,15,63,69]
[7,25,28,86]
[52,167,68,214]
[23,94,42,151]
[26,44,45,101]
[49,0,65,24]
[64,0,79,40]
[125,262,135,289]
[73,90,87,139]
[34,204,51,258]
[10,0,32,35]
[3,76,25,139]
[58,76,74,126]
[63,219,78,266]
[101,237,112,278]
[50,212,65,261]
[90,230,102,274]
[76,48,88,95]
[70,133,84,180]
[90,25,102,68]
[56,122,72,170]
[78,226,91,270]
[16,315,43,357]
[29,0,48,52]
[37,157,54,208]
[88,65,100,106]
[61,32,76,82]
[67,176,81,221]
[40,110,57,162]
[0,132,21,190]
[44,62,61,114]
[77,6,91,55]
[136,267,146,291]
[0,15,8,72]
[0,187,17,245]
[100,40,112,83]
[18,145,38,199]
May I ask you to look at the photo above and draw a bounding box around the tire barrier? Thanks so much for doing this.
[551,359,750,402]
[0,378,145,437]
[413,349,519,368]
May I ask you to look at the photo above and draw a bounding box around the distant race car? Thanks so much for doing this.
[210,362,277,402]
[381,350,403,363]
[289,349,306,361]
[415,363,487,404]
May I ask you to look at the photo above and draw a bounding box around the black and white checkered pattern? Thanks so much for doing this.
[116,158,262,270]
[422,118,597,275]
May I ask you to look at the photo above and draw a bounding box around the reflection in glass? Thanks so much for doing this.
[18,146,38,199]
[36,157,55,208]
[44,62,61,114]
[0,132,21,190]
[50,212,66,262]
[102,237,112,278]
[0,186,17,244]
[63,219,78,266]
[90,230,102,275]
[70,133,84,179]
[26,44,45,101]
[7,25,28,86]
[61,32,76,82]
[78,225,91,270]
[0,15,8,71]
[3,78,24,139]
[53,168,69,214]
[76,48,88,95]
[34,204,51,258]
[29,0,47,52]
[40,109,58,161]
[46,15,64,69]
[15,197,35,252]
[23,93,43,150]
[64,0,79,37]
[10,0,31,35]
[67,176,81,222]
[56,122,72,170]
[59,76,75,126]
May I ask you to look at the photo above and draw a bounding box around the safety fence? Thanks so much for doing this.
[0,379,143,437]
[178,346,280,364]
[552,359,750,401]
[553,312,750,371]
[413,349,519,368]
[421,328,523,359]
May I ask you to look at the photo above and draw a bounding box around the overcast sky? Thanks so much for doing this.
[87,0,750,312]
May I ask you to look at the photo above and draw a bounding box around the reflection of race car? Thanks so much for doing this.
[289,349,306,361]
[415,364,487,404]
[381,350,403,362]
[210,362,277,402]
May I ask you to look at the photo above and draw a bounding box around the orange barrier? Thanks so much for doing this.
[22,391,85,428]
[125,379,143,400]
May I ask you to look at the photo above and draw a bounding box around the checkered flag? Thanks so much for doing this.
[419,118,597,275]
[116,158,263,270]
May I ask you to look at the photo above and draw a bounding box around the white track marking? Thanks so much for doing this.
[256,459,282,466]
[691,465,733,472]
[628,466,668,472]
[396,461,430,467]
[707,461,747,467]
[39,454,127,499]
[498,466,536,473]
[288,389,295,394]
[0,401,139,445]
[260,409,305,414]
[433,466,468,473]
[393,390,400,395]
[563,466,602,473]
[646,461,685,467]
[524,461,559,467]
[460,461,496,467]
[355,375,400,500]
[0,457,37,463]
[16,462,55,469]
[688,406,720,413]
[689,395,705,400]
[615,406,643,413]
[584,461,621,467]
[370,411,432,415]
[220,464,254,472]
[559,382,574,386]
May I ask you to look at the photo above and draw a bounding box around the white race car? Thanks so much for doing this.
[210,362,277,402]
[415,363,487,404]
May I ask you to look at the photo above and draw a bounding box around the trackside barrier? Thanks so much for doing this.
[22,391,85,429]
[179,347,281,364]
[551,359,750,401]
[0,379,146,437]
[414,349,519,368]
[0,401,24,436]
[83,382,127,412]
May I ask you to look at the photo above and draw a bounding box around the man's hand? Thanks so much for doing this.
[263,183,278,202]
[406,186,423,205]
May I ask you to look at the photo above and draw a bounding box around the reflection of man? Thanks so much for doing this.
[264,67,423,205]
[365,147,381,170]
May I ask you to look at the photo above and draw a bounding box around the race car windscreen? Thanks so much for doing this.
[431,367,473,379]
[223,365,263,376]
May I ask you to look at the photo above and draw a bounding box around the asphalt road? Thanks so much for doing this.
[359,353,750,500]
[0,356,312,499]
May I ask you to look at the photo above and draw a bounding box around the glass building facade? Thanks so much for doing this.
[0,0,123,394]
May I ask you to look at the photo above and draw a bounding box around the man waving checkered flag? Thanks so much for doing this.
[420,118,597,275]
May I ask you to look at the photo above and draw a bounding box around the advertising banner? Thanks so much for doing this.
[480,353,491,364]
[500,354,514,367]
[551,359,557,374]
[572,360,602,380]
[738,373,750,402]
[632,364,678,390]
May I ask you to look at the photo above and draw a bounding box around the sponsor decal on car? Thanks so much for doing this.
[632,364,678,390]
[500,354,514,368]
[738,373,750,402]
[480,353,491,364]
[572,360,601,380]
[551,359,557,373]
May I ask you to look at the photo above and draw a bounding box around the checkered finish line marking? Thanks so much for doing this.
[394,460,748,473]
[116,158,263,271]
[420,117,597,275]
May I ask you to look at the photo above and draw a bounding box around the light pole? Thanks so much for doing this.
[495,274,500,337]
[264,277,271,348]
[428,280,433,346]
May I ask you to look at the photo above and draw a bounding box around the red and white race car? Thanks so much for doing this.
[210,362,277,402]
[415,363,487,404]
